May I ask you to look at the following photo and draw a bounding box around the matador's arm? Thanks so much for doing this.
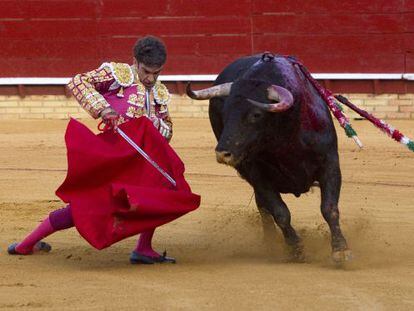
[67,65,114,119]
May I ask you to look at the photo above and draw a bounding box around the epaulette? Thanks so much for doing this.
[99,62,134,87]
[153,81,171,106]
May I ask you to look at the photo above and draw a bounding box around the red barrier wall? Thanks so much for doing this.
[0,0,413,77]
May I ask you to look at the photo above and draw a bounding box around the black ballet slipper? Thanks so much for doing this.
[7,241,51,255]
[130,250,176,264]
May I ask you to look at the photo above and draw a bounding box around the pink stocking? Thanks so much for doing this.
[134,228,160,258]
[15,217,55,254]
[13,205,74,255]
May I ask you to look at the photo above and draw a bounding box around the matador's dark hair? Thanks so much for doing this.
[133,35,167,67]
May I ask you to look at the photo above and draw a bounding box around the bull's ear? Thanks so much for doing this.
[186,82,233,100]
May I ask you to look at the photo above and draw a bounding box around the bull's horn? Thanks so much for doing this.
[247,85,294,112]
[186,82,232,100]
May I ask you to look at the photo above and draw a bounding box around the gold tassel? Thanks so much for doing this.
[117,87,124,98]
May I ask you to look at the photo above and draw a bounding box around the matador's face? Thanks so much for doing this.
[135,62,163,89]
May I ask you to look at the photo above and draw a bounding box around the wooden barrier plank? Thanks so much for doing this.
[406,53,414,72]
[253,33,405,55]
[252,13,404,34]
[0,1,28,19]
[102,35,252,57]
[404,13,414,32]
[0,0,97,19]
[100,0,251,17]
[0,39,98,59]
[252,0,404,14]
[405,34,414,52]
[166,54,246,74]
[0,58,101,77]
[97,17,250,36]
[292,52,405,73]
[27,0,97,19]
[404,0,414,12]
[0,20,97,39]
[164,35,251,54]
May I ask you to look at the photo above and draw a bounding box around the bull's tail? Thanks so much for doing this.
[335,95,414,152]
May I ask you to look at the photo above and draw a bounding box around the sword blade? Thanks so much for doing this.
[116,127,176,187]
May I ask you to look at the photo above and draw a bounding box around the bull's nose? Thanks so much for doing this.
[215,150,233,164]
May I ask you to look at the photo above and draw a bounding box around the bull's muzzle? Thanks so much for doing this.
[215,150,236,166]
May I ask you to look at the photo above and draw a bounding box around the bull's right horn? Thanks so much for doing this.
[186,82,232,100]
[247,85,294,113]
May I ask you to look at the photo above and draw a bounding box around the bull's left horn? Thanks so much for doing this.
[247,85,294,112]
[186,82,232,100]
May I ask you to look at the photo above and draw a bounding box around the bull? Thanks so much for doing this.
[187,52,352,262]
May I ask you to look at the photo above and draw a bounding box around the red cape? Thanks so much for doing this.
[56,118,201,250]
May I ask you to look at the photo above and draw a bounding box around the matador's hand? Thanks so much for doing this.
[149,116,171,139]
[100,107,120,130]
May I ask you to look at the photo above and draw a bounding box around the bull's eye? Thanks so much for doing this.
[248,110,264,123]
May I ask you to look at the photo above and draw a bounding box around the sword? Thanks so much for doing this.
[116,127,177,187]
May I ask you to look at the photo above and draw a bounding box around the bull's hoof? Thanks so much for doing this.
[288,244,306,263]
[331,249,353,263]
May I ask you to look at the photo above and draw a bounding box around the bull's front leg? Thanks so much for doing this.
[254,188,304,262]
[256,206,278,251]
[319,155,352,263]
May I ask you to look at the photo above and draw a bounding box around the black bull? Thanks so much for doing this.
[187,53,352,262]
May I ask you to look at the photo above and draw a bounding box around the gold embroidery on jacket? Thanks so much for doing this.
[127,94,144,107]
[126,106,145,118]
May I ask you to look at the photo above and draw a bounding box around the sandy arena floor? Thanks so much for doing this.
[0,117,413,310]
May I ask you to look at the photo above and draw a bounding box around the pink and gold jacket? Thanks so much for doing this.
[67,62,173,140]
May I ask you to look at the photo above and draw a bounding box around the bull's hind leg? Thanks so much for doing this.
[319,156,352,262]
[255,188,304,261]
